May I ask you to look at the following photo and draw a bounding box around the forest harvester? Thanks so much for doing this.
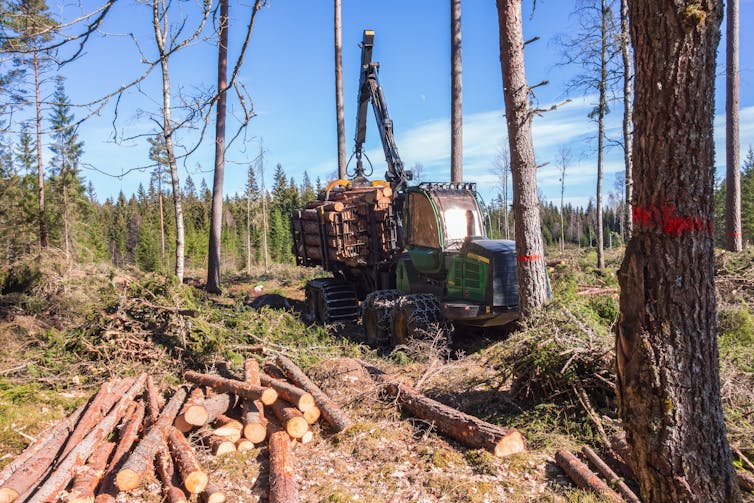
[291,30,520,347]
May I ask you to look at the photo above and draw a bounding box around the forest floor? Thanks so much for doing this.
[1,246,753,502]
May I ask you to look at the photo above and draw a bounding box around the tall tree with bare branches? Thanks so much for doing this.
[617,1,738,500]
[619,0,633,240]
[2,0,57,248]
[334,0,346,179]
[450,0,463,182]
[206,0,229,294]
[495,0,548,315]
[726,0,741,251]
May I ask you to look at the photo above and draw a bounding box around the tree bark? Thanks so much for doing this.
[67,441,116,503]
[95,401,145,503]
[153,0,185,282]
[555,449,622,502]
[116,386,188,491]
[580,446,641,503]
[22,375,147,503]
[495,0,549,315]
[259,375,315,413]
[33,49,47,249]
[167,428,208,494]
[378,377,525,457]
[207,0,229,293]
[725,0,742,251]
[620,0,633,241]
[184,371,277,404]
[243,359,268,443]
[268,426,298,503]
[269,400,309,439]
[275,355,352,433]
[595,0,608,269]
[334,0,346,179]
[450,0,463,182]
[617,1,739,501]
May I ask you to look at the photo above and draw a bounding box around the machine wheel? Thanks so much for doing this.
[305,278,359,323]
[361,290,401,347]
[390,294,449,347]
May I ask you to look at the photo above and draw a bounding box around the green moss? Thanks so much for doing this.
[464,449,497,475]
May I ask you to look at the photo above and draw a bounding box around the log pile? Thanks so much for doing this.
[291,186,399,269]
[0,356,353,503]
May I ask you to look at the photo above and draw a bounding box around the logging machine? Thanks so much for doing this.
[291,30,520,346]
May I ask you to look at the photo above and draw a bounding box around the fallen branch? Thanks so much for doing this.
[362,362,524,457]
[275,355,353,433]
[581,446,640,503]
[554,449,622,503]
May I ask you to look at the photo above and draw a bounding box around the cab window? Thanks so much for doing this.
[407,192,440,248]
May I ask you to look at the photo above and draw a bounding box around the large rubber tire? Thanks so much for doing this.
[361,290,401,347]
[390,294,449,347]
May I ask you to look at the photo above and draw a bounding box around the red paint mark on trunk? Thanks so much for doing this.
[517,255,543,262]
[632,204,713,237]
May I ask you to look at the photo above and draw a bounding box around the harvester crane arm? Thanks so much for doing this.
[353,30,410,192]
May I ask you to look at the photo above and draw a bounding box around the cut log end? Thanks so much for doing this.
[68,496,96,503]
[299,430,314,445]
[260,388,278,405]
[303,406,321,425]
[286,417,309,439]
[214,440,237,457]
[184,405,209,426]
[493,431,526,457]
[297,394,316,413]
[184,471,209,494]
[115,469,140,491]
[236,439,255,452]
[0,488,19,503]
[243,422,267,443]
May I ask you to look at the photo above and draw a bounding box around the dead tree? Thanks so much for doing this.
[617,1,739,500]
[619,0,633,240]
[495,0,549,314]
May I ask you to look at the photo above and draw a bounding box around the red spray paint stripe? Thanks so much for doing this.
[727,232,742,237]
[517,255,543,262]
[632,204,713,237]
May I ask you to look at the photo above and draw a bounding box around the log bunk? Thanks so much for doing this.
[0,353,535,502]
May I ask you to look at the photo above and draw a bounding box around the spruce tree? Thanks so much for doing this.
[48,76,84,261]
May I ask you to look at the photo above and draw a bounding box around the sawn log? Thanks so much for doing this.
[184,371,277,405]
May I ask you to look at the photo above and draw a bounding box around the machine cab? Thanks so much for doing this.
[403,183,484,274]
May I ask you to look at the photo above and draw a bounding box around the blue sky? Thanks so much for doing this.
[41,0,754,207]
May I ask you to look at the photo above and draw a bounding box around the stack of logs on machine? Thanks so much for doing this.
[0,355,351,503]
[292,185,397,267]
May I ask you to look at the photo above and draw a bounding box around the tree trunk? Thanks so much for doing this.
[167,428,208,494]
[207,0,229,293]
[67,441,116,503]
[725,0,741,251]
[380,377,524,457]
[275,355,352,433]
[116,386,188,491]
[450,0,463,182]
[620,0,633,241]
[96,402,145,503]
[258,374,315,413]
[22,376,147,503]
[153,0,185,283]
[159,170,166,265]
[63,185,71,262]
[595,0,608,269]
[246,192,252,274]
[259,142,269,272]
[617,1,739,501]
[495,0,549,315]
[34,49,47,249]
[268,427,298,503]
[334,0,346,179]
[183,371,277,405]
